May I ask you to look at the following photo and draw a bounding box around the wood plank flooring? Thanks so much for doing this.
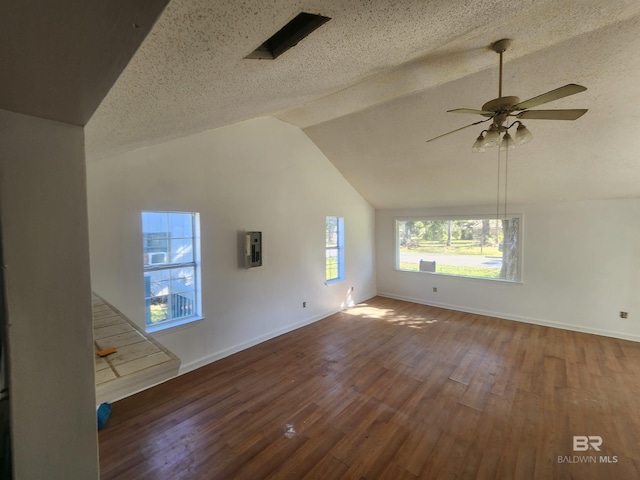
[99,297,640,479]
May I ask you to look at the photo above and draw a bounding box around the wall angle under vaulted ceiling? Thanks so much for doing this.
[0,0,169,126]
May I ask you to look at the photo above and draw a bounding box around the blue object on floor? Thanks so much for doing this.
[97,402,112,430]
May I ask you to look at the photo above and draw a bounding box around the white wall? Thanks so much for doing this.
[376,199,640,341]
[87,117,376,373]
[0,110,99,479]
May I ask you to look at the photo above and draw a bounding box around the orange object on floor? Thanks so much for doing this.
[96,347,117,357]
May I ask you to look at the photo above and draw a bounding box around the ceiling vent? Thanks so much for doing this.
[245,12,331,60]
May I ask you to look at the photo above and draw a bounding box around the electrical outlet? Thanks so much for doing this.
[620,311,628,319]
[433,287,438,293]
[303,301,307,308]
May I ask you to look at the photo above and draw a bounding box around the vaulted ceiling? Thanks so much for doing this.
[3,1,640,209]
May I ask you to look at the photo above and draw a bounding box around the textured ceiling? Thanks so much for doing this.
[83,0,640,209]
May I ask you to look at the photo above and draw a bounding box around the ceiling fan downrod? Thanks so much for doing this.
[491,38,511,98]
[491,39,511,99]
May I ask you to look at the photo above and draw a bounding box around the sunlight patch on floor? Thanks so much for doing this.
[387,314,439,329]
[343,303,439,329]
[343,304,393,319]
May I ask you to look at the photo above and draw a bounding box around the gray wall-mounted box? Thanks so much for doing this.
[245,231,262,268]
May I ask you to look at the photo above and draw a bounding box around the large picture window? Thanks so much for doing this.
[326,216,345,283]
[396,217,521,282]
[142,211,201,330]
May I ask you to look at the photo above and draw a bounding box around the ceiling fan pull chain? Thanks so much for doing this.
[496,146,502,221]
[504,147,509,219]
[499,50,503,98]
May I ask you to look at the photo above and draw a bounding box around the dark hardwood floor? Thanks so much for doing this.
[99,296,640,479]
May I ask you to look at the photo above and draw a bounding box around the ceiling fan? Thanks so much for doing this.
[426,39,588,151]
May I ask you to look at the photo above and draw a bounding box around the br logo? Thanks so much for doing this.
[573,435,602,452]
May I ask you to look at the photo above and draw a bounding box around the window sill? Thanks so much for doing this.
[396,268,523,284]
[146,315,204,334]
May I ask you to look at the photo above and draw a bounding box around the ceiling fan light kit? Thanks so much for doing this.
[426,38,588,152]
[514,122,533,145]
[483,126,501,148]
[472,133,486,152]
[500,132,516,151]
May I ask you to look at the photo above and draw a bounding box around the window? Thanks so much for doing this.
[396,217,521,282]
[326,216,344,283]
[142,211,201,330]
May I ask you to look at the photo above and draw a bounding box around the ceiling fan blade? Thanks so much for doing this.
[426,118,492,143]
[513,84,587,110]
[447,108,494,117]
[516,109,588,120]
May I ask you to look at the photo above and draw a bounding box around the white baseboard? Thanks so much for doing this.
[377,291,640,343]
[178,316,324,375]
[178,294,375,375]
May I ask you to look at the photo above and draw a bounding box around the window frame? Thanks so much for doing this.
[142,211,202,332]
[395,214,523,283]
[325,216,345,284]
